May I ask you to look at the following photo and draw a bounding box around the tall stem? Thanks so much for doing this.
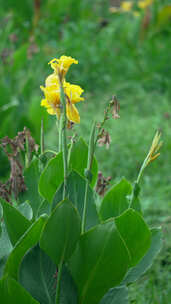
[55,80,68,304]
[41,119,44,155]
[130,153,149,207]
[59,84,68,199]
[82,121,96,233]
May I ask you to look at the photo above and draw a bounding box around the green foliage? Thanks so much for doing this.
[115,209,151,267]
[0,199,31,246]
[123,228,162,284]
[100,286,129,304]
[0,128,162,303]
[69,137,98,187]
[40,199,81,265]
[69,219,130,304]
[99,178,132,219]
[19,159,43,217]
[39,152,64,203]
[19,245,56,304]
[53,170,99,230]
[0,276,39,304]
[4,214,48,280]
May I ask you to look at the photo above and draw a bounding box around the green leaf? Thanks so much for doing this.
[39,152,64,203]
[40,199,81,265]
[0,257,7,279]
[0,276,39,304]
[37,200,51,217]
[69,220,130,304]
[17,202,33,220]
[123,228,162,284]
[115,209,151,267]
[19,245,56,304]
[0,223,12,260]
[100,286,128,304]
[53,170,99,230]
[130,197,141,213]
[60,265,78,304]
[69,137,98,187]
[4,214,48,280]
[0,199,31,246]
[20,159,43,217]
[99,178,132,220]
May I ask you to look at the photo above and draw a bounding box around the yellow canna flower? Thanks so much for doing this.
[121,1,133,12]
[40,82,84,123]
[138,0,153,9]
[48,55,78,79]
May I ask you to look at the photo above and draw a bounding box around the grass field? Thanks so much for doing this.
[0,0,171,302]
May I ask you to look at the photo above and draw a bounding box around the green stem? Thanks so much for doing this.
[82,121,96,233]
[58,117,62,153]
[130,153,149,207]
[59,85,68,199]
[55,81,68,303]
[41,119,44,155]
[55,259,63,304]
[136,153,149,185]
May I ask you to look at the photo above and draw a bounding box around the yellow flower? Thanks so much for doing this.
[48,55,78,78]
[138,0,153,9]
[121,1,133,12]
[40,82,84,123]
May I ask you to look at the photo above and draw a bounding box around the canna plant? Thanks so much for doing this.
[0,56,162,304]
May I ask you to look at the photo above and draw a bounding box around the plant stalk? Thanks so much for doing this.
[41,119,44,155]
[82,121,96,233]
[59,84,68,199]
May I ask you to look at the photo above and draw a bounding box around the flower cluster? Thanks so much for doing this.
[40,55,84,124]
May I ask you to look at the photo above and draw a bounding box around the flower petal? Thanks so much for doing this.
[66,103,80,123]
[65,82,84,103]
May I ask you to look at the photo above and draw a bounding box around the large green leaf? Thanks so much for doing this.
[100,286,128,304]
[69,137,98,187]
[53,170,99,230]
[19,245,56,304]
[60,265,78,304]
[115,209,151,267]
[4,214,48,280]
[99,178,132,220]
[69,220,130,304]
[39,152,64,203]
[0,199,31,246]
[0,276,39,304]
[20,159,43,217]
[40,199,81,265]
[123,228,162,284]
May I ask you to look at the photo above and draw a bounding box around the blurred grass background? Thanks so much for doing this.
[0,0,171,302]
